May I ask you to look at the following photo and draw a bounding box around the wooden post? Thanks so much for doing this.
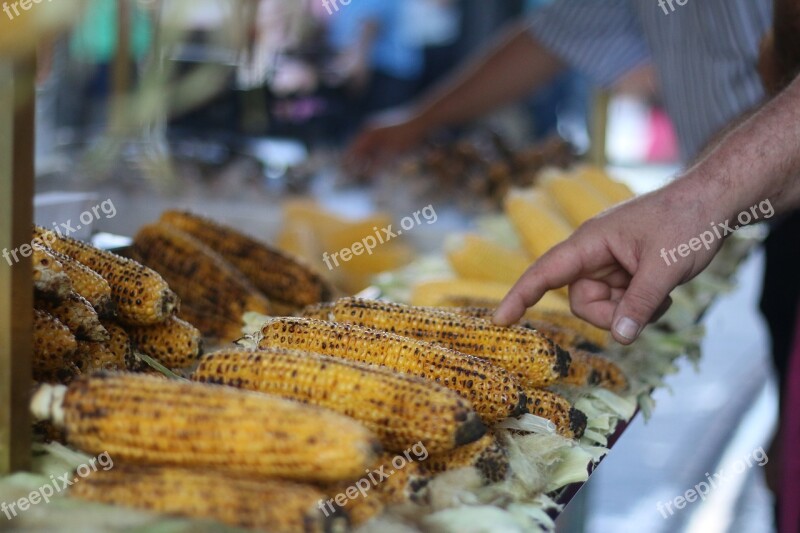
[0,56,35,475]
[589,89,611,168]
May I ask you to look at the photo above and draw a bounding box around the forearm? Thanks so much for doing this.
[412,22,565,130]
[672,75,800,222]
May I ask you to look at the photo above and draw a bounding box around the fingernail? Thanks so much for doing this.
[615,317,641,341]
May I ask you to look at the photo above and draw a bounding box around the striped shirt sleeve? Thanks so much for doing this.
[529,0,651,87]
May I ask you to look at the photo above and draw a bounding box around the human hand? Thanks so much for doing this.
[344,109,429,176]
[493,181,726,344]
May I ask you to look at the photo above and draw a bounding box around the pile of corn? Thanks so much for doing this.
[416,165,635,311]
[131,210,333,342]
[30,227,206,386]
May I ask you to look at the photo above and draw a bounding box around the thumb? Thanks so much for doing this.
[611,262,679,344]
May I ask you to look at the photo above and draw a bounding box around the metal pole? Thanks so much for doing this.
[0,56,36,475]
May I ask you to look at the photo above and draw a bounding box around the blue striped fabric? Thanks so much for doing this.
[530,0,772,161]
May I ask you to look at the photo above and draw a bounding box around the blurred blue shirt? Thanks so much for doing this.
[328,0,423,80]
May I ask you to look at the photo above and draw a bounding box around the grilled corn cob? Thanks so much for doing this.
[193,348,485,453]
[71,465,343,533]
[99,319,137,371]
[32,309,78,380]
[444,306,602,353]
[160,210,332,308]
[177,303,244,343]
[525,389,587,439]
[524,309,610,349]
[74,341,126,373]
[257,318,527,423]
[422,433,510,484]
[125,316,203,371]
[300,302,336,321]
[132,223,272,319]
[505,189,573,259]
[45,246,114,314]
[31,373,380,482]
[560,351,628,392]
[33,226,177,325]
[32,243,71,298]
[541,173,613,227]
[35,292,108,342]
[374,456,430,505]
[446,234,530,285]
[327,298,570,388]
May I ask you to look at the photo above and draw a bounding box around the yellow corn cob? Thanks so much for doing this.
[257,318,527,423]
[525,389,587,439]
[32,243,71,299]
[327,298,571,389]
[125,316,203,371]
[373,456,430,505]
[160,211,332,308]
[443,306,603,353]
[35,292,108,342]
[574,164,635,204]
[193,348,485,453]
[132,223,272,319]
[99,319,136,371]
[31,373,380,483]
[422,433,510,484]
[412,279,571,313]
[33,226,177,325]
[446,234,530,285]
[541,173,613,228]
[560,350,628,392]
[32,309,78,380]
[44,246,114,314]
[71,465,343,533]
[74,341,126,373]
[177,303,245,343]
[524,309,610,349]
[300,302,336,321]
[505,188,573,259]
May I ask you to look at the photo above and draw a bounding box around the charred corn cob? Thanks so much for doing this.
[32,309,78,380]
[525,389,586,439]
[373,455,430,505]
[35,292,108,342]
[74,341,126,373]
[31,373,380,482]
[541,173,613,228]
[505,189,573,259]
[412,280,571,313]
[193,348,485,453]
[257,318,527,423]
[444,306,602,353]
[524,309,610,349]
[32,243,71,299]
[45,246,113,314]
[33,226,177,325]
[177,303,244,343]
[71,465,343,533]
[560,351,628,392]
[99,319,137,371]
[125,316,203,371]
[446,234,530,285]
[327,298,570,388]
[132,223,272,319]
[160,210,332,308]
[422,433,510,484]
